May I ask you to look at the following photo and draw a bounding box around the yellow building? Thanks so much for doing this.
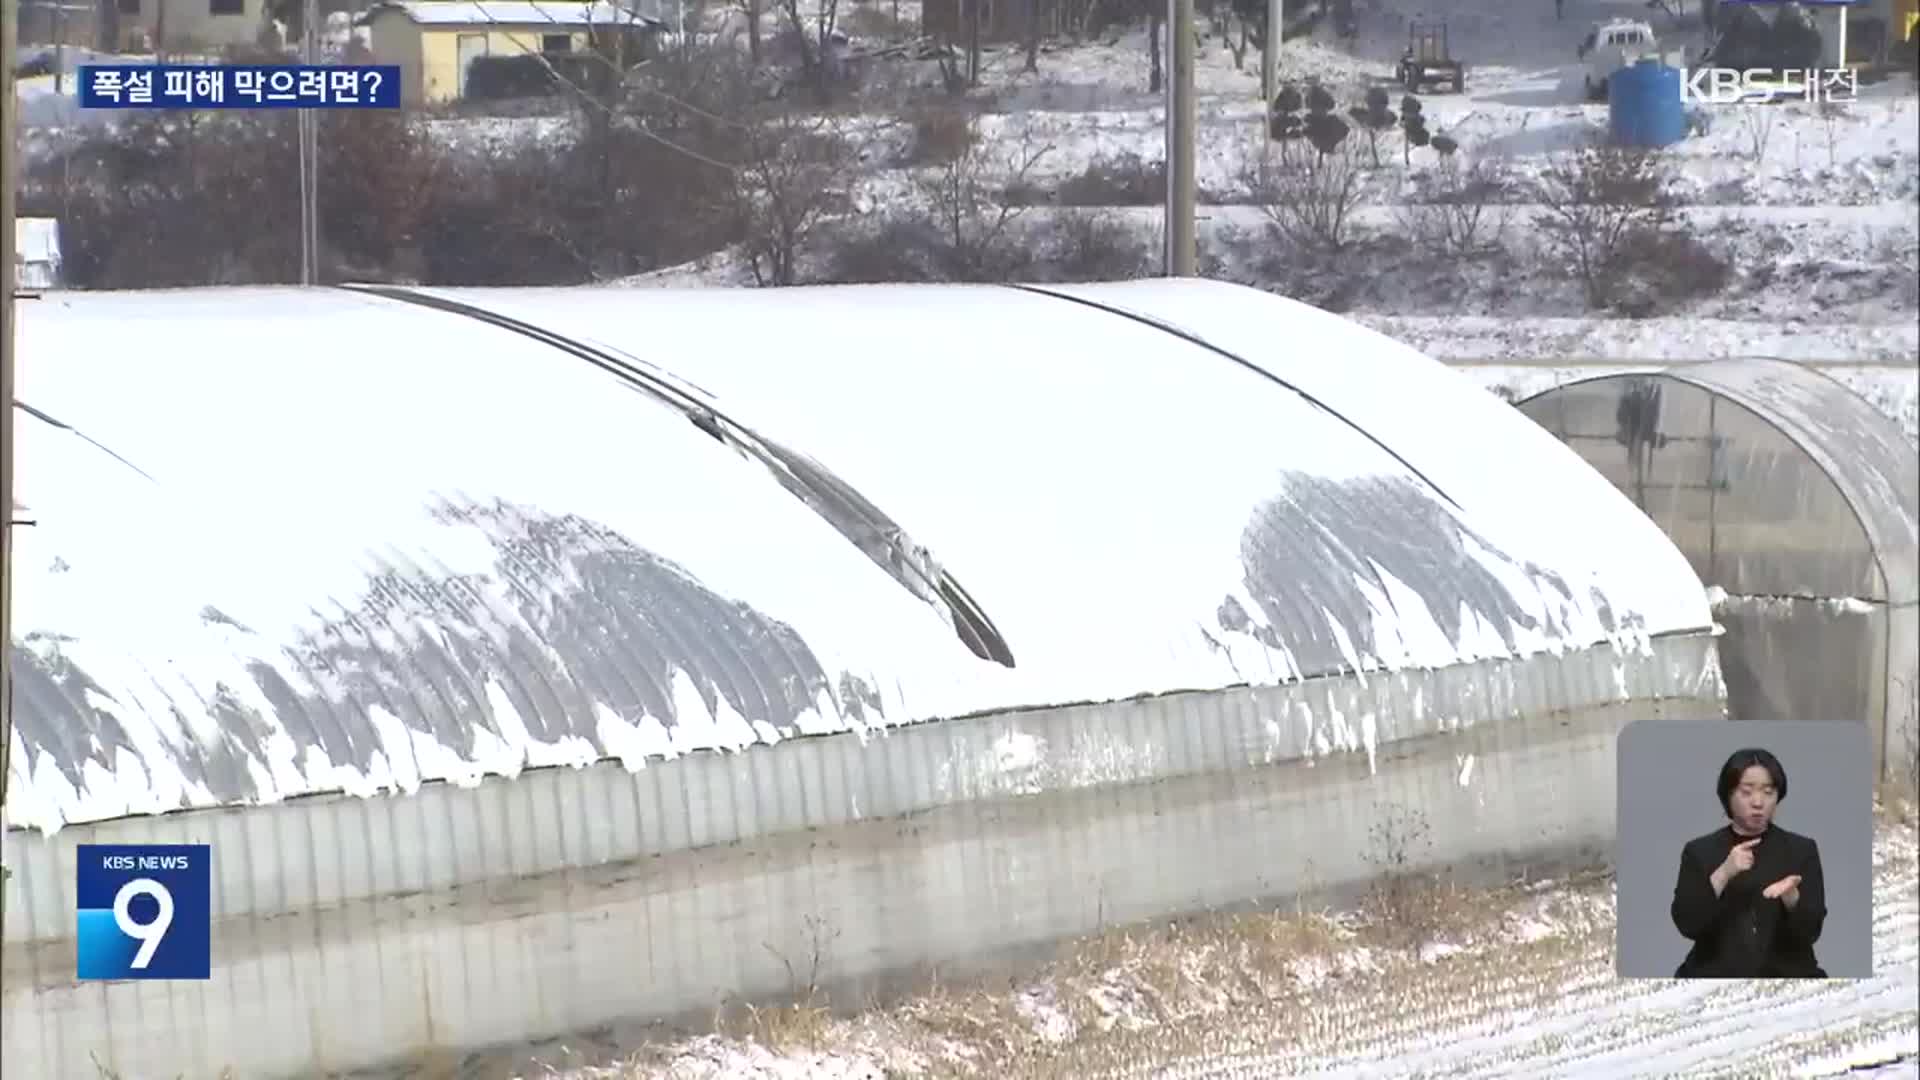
[361,0,663,107]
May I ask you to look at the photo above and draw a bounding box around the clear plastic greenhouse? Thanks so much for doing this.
[1518,358,1919,782]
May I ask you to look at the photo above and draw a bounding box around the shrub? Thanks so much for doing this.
[1042,210,1153,280]
[1532,143,1681,309]
[901,106,978,166]
[1054,152,1166,207]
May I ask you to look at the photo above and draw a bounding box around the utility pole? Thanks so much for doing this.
[1262,0,1281,100]
[3,0,24,943]
[298,0,320,284]
[1164,0,1195,276]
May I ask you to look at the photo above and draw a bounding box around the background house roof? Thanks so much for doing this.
[360,0,664,29]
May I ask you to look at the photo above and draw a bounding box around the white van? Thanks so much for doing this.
[1577,18,1661,100]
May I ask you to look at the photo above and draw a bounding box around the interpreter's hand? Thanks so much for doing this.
[1763,874,1803,908]
[1718,837,1762,881]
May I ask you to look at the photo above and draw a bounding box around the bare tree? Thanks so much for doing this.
[1243,134,1367,250]
[775,0,843,102]
[917,121,1055,278]
[1224,5,1250,70]
[36,37,768,289]
[733,109,856,285]
[1394,147,1514,256]
[748,0,765,61]
[1148,3,1164,93]
[477,36,757,280]
[968,0,984,84]
[96,0,121,52]
[1025,0,1042,72]
[1737,106,1778,162]
[1532,144,1680,308]
[1048,208,1153,280]
[934,42,969,95]
[1815,99,1847,170]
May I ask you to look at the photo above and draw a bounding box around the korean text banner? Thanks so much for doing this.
[79,65,401,109]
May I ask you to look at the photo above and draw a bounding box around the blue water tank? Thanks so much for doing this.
[1608,59,1687,149]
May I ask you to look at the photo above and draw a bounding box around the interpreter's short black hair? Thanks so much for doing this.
[1717,748,1788,817]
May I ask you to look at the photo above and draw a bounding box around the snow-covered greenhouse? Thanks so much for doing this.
[1518,358,1919,782]
[4,280,1723,1079]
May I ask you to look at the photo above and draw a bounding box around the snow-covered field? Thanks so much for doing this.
[620,0,1916,376]
[14,0,1918,376]
[593,0,1920,438]
[459,810,1920,1079]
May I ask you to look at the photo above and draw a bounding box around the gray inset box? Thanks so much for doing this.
[1615,719,1873,979]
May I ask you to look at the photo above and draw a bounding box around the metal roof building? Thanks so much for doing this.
[1518,359,1919,780]
[3,280,1721,834]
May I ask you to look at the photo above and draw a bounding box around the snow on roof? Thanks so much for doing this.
[364,0,665,28]
[6,283,1712,832]
[9,288,990,832]
[1017,279,1712,641]
[438,280,1710,660]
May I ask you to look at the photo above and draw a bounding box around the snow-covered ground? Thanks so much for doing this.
[621,0,1916,374]
[462,810,1920,1079]
[14,0,1916,358]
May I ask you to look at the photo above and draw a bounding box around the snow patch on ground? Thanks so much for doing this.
[1013,986,1075,1045]
[631,1036,891,1079]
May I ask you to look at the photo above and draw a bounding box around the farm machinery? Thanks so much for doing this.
[1396,20,1465,93]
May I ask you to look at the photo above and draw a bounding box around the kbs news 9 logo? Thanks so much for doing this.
[76,844,212,980]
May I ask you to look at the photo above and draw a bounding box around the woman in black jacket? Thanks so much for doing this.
[1671,747,1828,978]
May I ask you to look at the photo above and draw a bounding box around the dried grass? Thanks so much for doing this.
[1876,680,1920,825]
[723,991,836,1055]
[616,866,1600,1079]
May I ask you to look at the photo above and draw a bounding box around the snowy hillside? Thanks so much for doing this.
[617,0,1918,369]
[13,0,1917,381]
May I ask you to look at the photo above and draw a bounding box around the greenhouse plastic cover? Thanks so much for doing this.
[1663,358,1918,605]
[5,282,1711,831]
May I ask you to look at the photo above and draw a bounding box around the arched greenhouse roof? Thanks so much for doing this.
[1517,358,1918,605]
[6,282,1710,831]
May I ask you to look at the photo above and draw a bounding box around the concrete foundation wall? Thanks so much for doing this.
[2,635,1724,1080]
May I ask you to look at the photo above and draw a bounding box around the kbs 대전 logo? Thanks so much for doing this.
[76,844,212,980]
[1679,67,1859,106]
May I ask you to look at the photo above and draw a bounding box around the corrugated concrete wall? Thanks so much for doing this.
[1,635,1725,1080]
